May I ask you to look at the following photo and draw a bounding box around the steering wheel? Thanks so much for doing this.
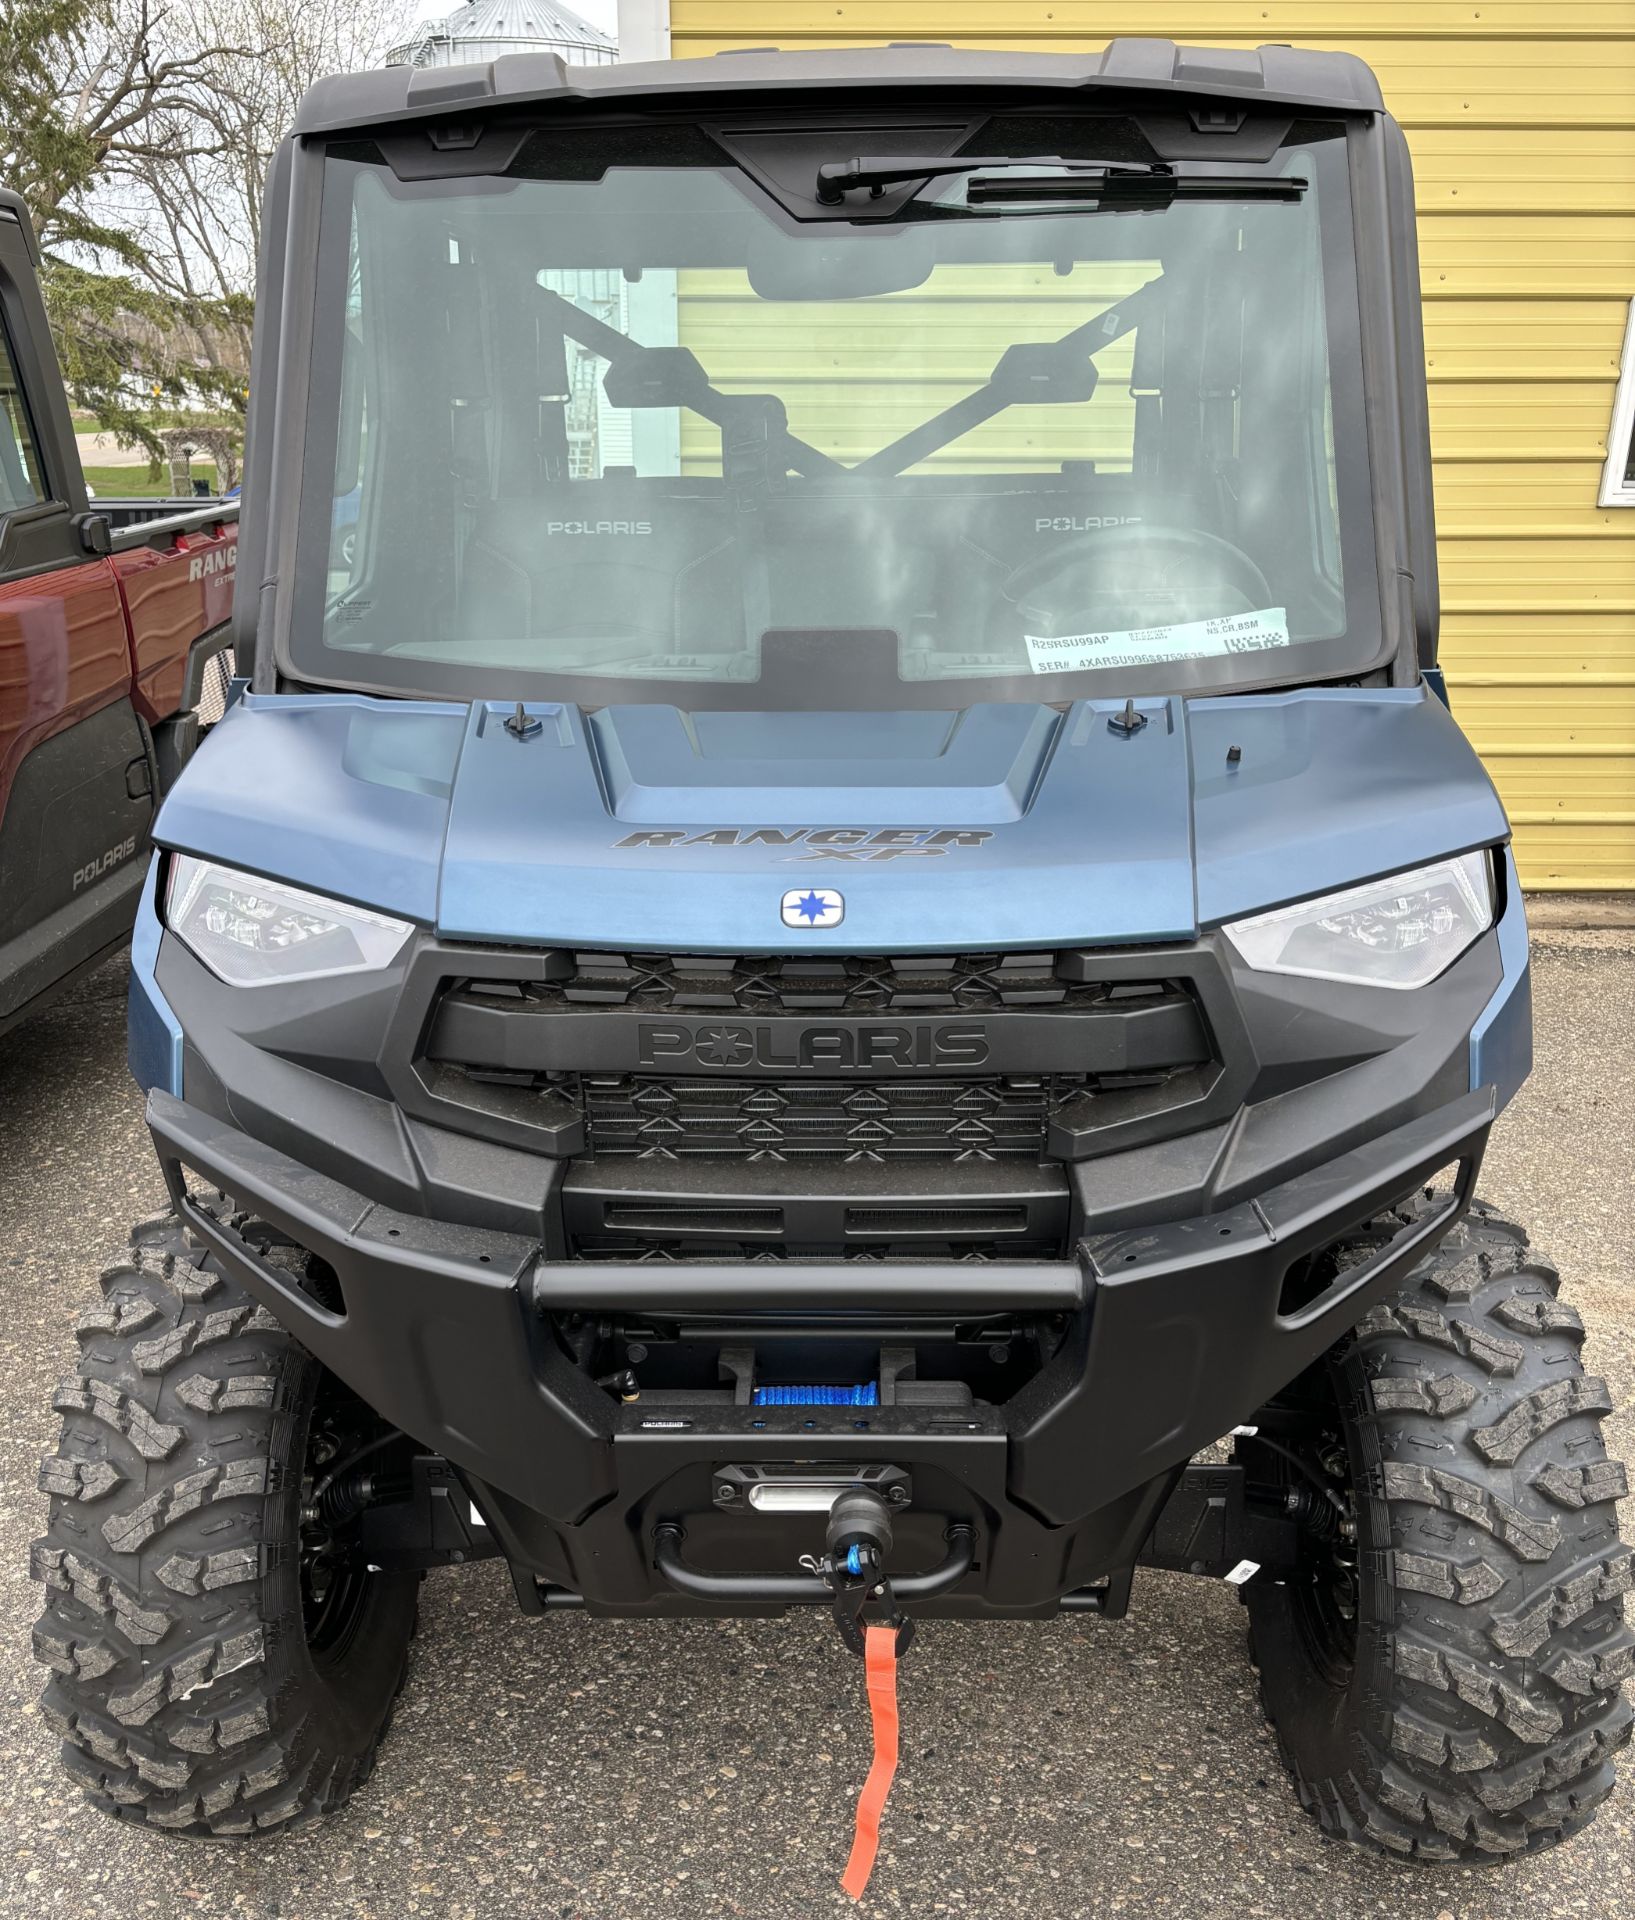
[1001,523,1274,634]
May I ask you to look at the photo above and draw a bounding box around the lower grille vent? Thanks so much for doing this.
[843,1206,1029,1235]
[602,1202,782,1234]
[579,1074,1080,1164]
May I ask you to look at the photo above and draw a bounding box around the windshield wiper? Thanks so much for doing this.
[967,165,1305,207]
[817,155,1147,203]
[815,155,1305,208]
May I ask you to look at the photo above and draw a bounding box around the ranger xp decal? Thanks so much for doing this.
[615,828,994,862]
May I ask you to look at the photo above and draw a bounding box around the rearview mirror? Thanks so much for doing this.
[602,346,711,410]
[989,341,1098,404]
[746,228,934,301]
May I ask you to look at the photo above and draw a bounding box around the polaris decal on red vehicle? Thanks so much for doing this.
[72,834,138,891]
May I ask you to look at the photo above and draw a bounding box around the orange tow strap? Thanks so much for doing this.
[840,1623,901,1901]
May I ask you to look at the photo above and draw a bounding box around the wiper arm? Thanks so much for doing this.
[815,155,1306,208]
[966,166,1306,207]
[816,154,1155,204]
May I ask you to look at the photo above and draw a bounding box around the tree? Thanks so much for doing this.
[100,0,412,325]
[0,0,256,457]
[0,0,408,464]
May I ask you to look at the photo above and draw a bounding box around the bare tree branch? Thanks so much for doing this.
[3,0,410,453]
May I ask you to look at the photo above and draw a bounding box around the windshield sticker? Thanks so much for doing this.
[1023,606,1291,676]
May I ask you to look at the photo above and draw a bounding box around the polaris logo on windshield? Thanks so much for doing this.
[637,1021,990,1072]
[1034,515,1141,534]
[543,520,652,537]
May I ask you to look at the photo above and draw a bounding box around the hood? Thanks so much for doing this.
[156,687,1509,951]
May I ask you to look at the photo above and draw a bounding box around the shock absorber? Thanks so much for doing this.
[312,1468,382,1528]
[1284,1481,1347,1540]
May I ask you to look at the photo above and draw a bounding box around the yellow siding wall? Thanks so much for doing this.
[677,264,1156,473]
[668,1,1635,889]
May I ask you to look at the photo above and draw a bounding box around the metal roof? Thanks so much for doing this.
[296,39,1387,137]
[386,0,615,70]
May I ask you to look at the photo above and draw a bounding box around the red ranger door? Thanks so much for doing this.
[0,196,155,1035]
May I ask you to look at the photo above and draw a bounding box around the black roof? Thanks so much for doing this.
[294,39,1385,137]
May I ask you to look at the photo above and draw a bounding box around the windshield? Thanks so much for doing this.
[291,119,1379,708]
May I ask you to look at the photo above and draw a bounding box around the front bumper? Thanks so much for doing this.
[148,1081,1494,1615]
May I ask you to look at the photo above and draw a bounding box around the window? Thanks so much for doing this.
[300,123,1375,711]
[1601,297,1635,508]
[0,318,44,511]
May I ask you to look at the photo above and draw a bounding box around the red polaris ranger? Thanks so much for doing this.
[0,189,238,1040]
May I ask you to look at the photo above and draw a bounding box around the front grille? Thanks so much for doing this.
[397,940,1242,1261]
[464,951,1184,1017]
[413,945,1233,1189]
[577,1073,1080,1164]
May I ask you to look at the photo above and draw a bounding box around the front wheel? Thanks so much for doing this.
[1248,1198,1632,1861]
[32,1198,418,1836]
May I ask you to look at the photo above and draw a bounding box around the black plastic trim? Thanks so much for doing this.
[149,1089,616,1522]
[0,700,155,1033]
[534,1255,1086,1314]
[145,1081,1491,1608]
[559,1155,1071,1258]
[0,197,92,521]
[158,919,1498,1254]
[1011,1086,1493,1522]
[652,1518,974,1603]
[292,44,1387,142]
[384,935,1255,1166]
[107,500,240,554]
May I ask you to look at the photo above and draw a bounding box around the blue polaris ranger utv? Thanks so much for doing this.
[34,39,1630,1874]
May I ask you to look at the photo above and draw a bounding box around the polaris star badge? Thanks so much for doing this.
[781,887,844,929]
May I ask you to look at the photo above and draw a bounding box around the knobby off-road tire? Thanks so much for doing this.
[31,1199,418,1836]
[1249,1198,1633,1860]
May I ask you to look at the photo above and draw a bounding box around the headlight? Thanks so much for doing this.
[165,856,413,987]
[1222,851,1495,990]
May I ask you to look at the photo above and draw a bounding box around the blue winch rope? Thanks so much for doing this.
[750,1383,879,1407]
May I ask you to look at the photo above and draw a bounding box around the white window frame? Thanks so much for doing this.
[1600,297,1635,507]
